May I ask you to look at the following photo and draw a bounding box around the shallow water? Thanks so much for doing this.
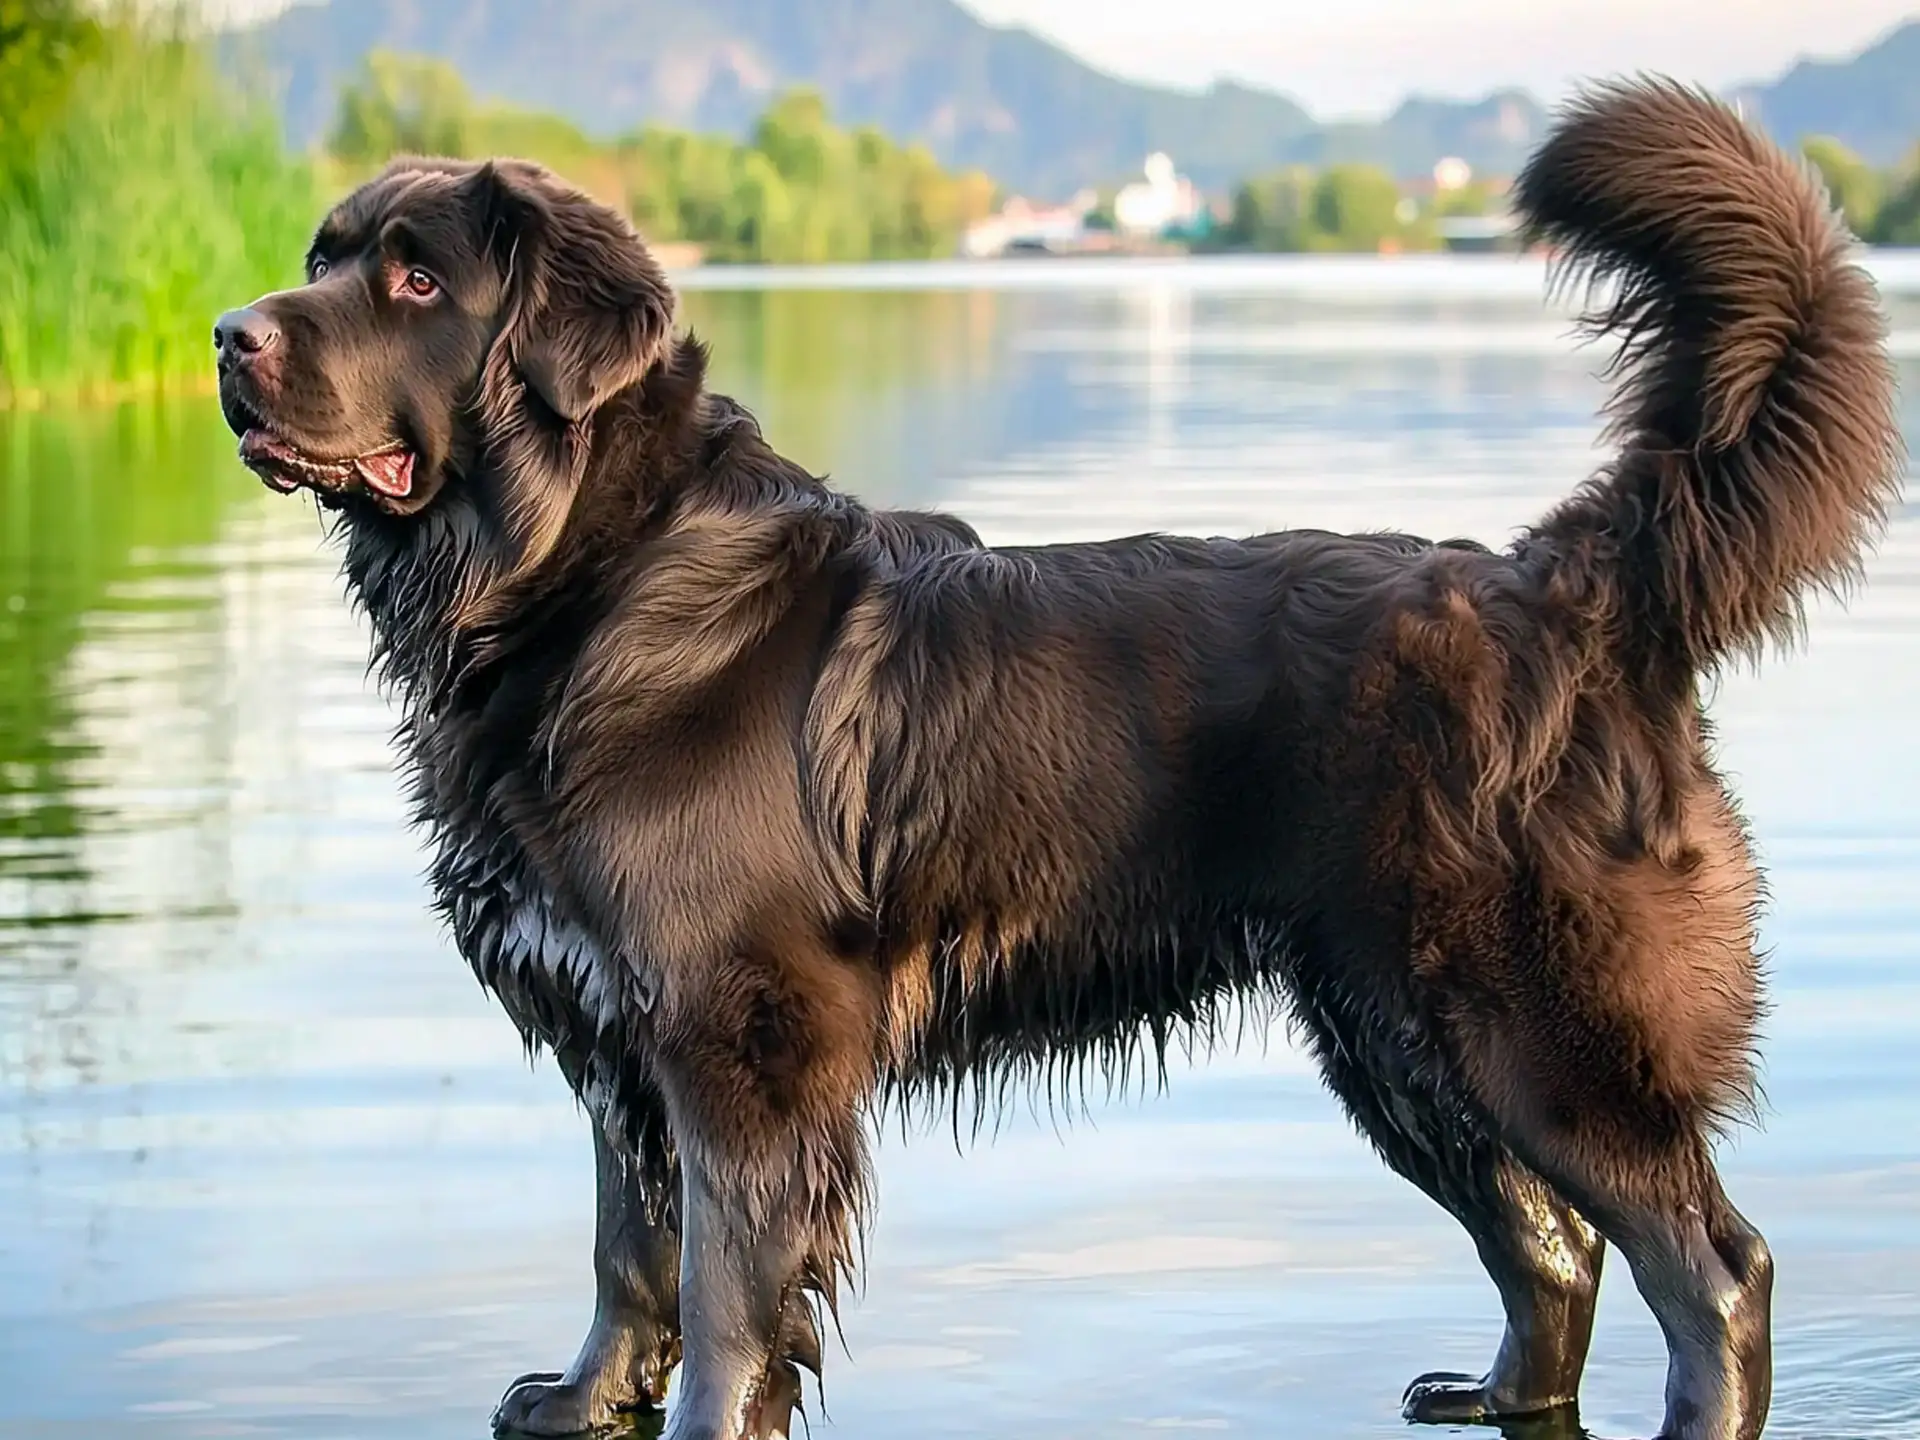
[3,259,1919,1440]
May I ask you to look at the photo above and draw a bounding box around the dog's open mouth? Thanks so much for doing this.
[238,429,415,500]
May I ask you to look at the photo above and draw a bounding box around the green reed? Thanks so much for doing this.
[0,11,319,406]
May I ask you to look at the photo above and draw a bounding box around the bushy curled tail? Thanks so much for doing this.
[1517,78,1903,675]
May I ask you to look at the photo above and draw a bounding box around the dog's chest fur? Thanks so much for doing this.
[411,713,677,1154]
[429,803,620,1057]
[345,513,660,1126]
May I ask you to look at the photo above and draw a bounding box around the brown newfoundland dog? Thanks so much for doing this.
[215,81,1899,1440]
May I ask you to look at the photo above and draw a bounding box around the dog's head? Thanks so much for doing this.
[216,157,674,557]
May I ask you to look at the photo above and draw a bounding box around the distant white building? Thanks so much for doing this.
[1437,212,1521,253]
[1113,153,1205,238]
[960,192,1097,257]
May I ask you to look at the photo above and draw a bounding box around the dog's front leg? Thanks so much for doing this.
[654,941,878,1440]
[667,1148,828,1440]
[492,1114,682,1436]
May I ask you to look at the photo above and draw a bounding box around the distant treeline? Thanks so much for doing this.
[1197,136,1919,256]
[1801,138,1920,245]
[1215,164,1503,254]
[326,52,996,265]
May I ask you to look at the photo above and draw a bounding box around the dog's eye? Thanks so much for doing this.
[402,268,440,300]
[309,258,329,282]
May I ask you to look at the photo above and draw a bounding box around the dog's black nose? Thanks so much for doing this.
[213,307,279,358]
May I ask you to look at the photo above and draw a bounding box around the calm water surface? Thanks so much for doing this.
[3,259,1919,1440]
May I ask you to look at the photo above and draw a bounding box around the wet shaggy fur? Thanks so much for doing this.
[214,82,1901,1440]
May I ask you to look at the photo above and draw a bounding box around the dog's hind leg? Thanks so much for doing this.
[1305,1022,1604,1425]
[1397,1147,1606,1425]
[1443,909,1773,1438]
[1506,1130,1773,1440]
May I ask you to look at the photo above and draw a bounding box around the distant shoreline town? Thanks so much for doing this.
[955,153,1520,261]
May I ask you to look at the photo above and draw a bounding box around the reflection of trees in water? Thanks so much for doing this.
[0,400,251,1091]
[683,286,1019,508]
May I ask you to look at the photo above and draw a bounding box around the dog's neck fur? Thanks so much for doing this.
[335,335,723,716]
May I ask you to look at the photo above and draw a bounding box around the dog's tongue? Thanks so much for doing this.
[354,448,414,498]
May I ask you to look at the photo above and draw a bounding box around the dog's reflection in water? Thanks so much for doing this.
[1490,1406,1599,1440]
[487,1395,1603,1440]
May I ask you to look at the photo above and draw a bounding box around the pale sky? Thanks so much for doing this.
[961,0,1920,115]
[208,0,1920,119]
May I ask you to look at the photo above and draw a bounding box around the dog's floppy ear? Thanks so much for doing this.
[480,161,675,424]
[466,161,675,575]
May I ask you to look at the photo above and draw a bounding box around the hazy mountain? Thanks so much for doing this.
[1733,21,1920,166]
[225,0,1539,194]
[225,1,1916,196]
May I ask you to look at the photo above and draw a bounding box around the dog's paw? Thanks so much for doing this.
[1402,1372,1590,1436]
[1404,1370,1500,1424]
[491,1371,658,1437]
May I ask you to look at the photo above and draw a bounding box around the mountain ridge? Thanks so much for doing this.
[224,3,1918,196]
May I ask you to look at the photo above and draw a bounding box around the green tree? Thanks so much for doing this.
[327,51,473,164]
[1223,163,1417,252]
[1308,164,1402,251]
[629,90,989,263]
[753,89,833,189]
[729,149,796,260]
[1803,136,1882,239]
[322,73,992,266]
[1870,151,1920,246]
[1226,166,1315,250]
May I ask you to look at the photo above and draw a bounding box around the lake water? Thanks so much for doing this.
[3,258,1919,1440]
